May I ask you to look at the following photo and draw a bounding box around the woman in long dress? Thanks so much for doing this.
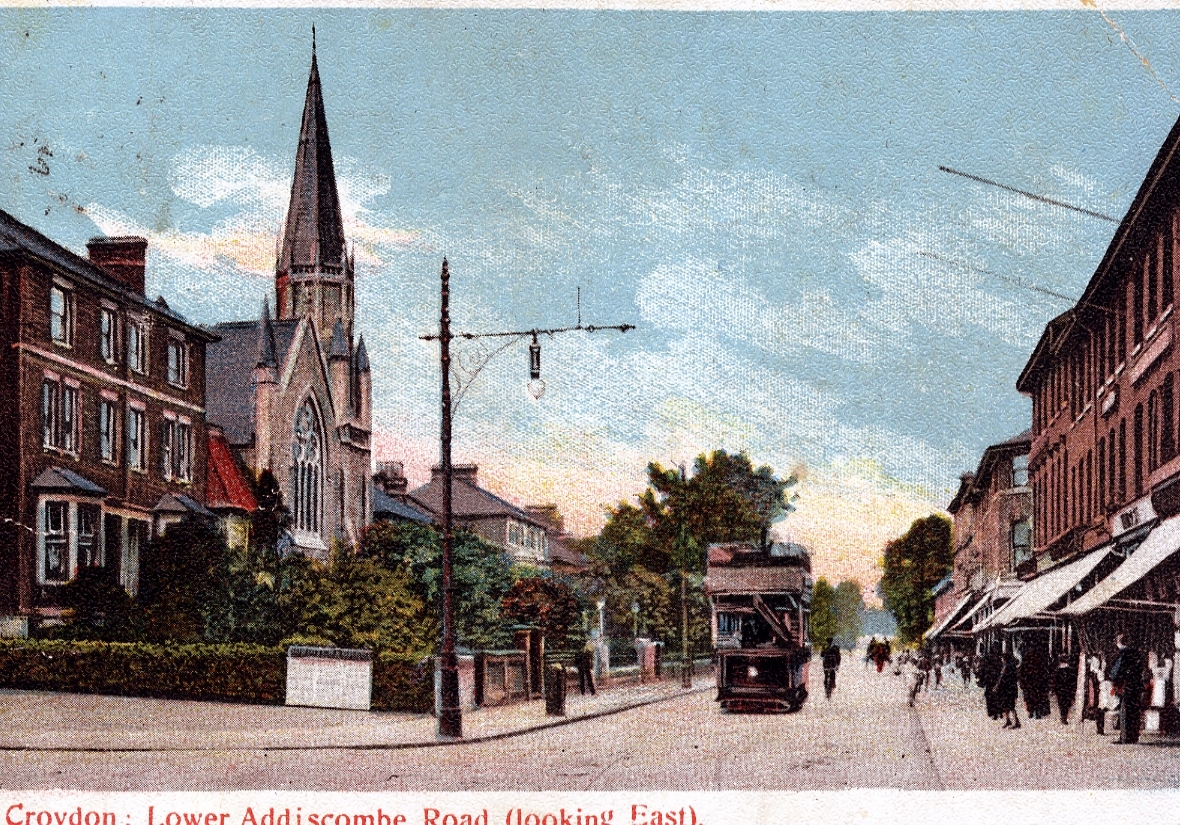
[998,650,1021,729]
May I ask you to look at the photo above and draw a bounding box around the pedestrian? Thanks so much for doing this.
[1109,633,1146,744]
[822,637,841,699]
[998,648,1021,729]
[577,636,597,696]
[1018,644,1051,719]
[1053,652,1079,724]
[977,646,1003,719]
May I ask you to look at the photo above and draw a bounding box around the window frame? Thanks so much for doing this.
[42,500,70,583]
[126,405,146,473]
[99,397,119,464]
[49,284,74,347]
[166,335,188,388]
[126,319,146,375]
[100,306,118,364]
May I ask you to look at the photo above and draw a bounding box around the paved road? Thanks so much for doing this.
[0,655,941,791]
[7,653,1180,790]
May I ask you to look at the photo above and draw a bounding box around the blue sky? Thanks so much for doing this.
[5,9,1180,591]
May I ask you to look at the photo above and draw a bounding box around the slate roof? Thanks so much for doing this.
[29,467,106,497]
[409,472,546,528]
[205,427,258,513]
[205,317,301,445]
[278,45,346,275]
[0,209,216,341]
[153,493,215,518]
[372,485,432,524]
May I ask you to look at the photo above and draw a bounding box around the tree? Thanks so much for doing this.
[833,580,865,649]
[136,517,228,642]
[880,514,953,645]
[361,521,517,650]
[501,577,581,650]
[810,578,838,647]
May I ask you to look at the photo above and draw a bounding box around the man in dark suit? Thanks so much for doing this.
[1109,633,1147,744]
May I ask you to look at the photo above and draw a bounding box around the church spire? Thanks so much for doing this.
[275,35,350,339]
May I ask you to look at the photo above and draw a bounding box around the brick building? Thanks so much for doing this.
[0,211,216,626]
[928,432,1031,644]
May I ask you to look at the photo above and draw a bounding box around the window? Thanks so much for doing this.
[43,501,69,583]
[292,401,322,534]
[77,504,101,569]
[41,379,78,454]
[100,307,117,363]
[99,399,118,463]
[127,407,146,472]
[1012,454,1029,488]
[160,419,174,480]
[175,421,191,482]
[50,285,73,345]
[127,321,145,374]
[1012,519,1033,568]
[167,337,187,387]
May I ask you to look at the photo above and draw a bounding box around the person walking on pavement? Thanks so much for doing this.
[1109,633,1146,744]
[1053,652,1079,724]
[1018,644,1051,719]
[998,648,1021,729]
[577,636,597,696]
[821,637,841,699]
[978,646,1003,720]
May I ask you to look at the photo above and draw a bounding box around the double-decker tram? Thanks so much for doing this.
[705,541,813,713]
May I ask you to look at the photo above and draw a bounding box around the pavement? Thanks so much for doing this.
[0,672,712,752]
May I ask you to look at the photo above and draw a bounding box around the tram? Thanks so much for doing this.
[704,540,813,713]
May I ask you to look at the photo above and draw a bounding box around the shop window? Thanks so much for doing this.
[50,285,73,346]
[43,501,69,583]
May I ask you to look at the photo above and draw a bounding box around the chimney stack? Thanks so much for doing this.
[87,236,148,295]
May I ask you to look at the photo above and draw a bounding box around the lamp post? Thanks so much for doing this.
[631,601,639,638]
[422,259,633,739]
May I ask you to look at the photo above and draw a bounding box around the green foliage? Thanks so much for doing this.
[361,521,516,651]
[371,652,434,713]
[55,565,136,642]
[0,639,285,704]
[136,518,229,643]
[501,577,581,650]
[880,514,953,645]
[833,580,865,649]
[810,578,838,647]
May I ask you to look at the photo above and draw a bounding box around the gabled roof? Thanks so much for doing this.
[205,317,300,445]
[205,427,258,513]
[947,430,1031,511]
[29,466,106,497]
[153,493,215,519]
[372,485,432,524]
[277,42,346,276]
[0,208,216,341]
[409,474,547,529]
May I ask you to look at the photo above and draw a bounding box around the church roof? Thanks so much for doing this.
[205,317,301,445]
[277,42,346,276]
[205,427,258,513]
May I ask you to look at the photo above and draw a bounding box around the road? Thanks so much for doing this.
[4,653,1180,790]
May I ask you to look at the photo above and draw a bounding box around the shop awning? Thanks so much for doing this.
[975,545,1112,630]
[925,594,976,641]
[1061,515,1180,616]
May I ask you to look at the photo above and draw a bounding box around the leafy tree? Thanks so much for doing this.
[833,580,865,649]
[361,521,516,650]
[880,514,953,645]
[56,565,136,641]
[136,517,228,643]
[501,577,581,650]
[810,578,838,647]
[250,469,289,560]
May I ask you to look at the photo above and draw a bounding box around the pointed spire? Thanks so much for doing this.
[355,335,370,373]
[329,318,349,360]
[276,37,345,280]
[257,298,277,368]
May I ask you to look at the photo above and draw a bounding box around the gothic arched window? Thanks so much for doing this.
[292,400,323,535]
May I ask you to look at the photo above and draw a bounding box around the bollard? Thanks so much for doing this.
[545,664,566,716]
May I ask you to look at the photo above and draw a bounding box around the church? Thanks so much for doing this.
[205,42,372,557]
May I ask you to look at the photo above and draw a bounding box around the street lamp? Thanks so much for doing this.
[631,601,640,638]
[422,259,633,739]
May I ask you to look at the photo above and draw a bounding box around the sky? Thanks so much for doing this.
[5,8,1180,599]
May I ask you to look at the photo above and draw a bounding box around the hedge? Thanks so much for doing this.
[371,652,434,713]
[0,640,286,704]
[0,640,436,712]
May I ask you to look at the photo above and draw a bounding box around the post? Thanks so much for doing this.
[681,566,691,687]
[438,258,462,739]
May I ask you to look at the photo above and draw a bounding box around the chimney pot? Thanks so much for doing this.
[87,236,148,295]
